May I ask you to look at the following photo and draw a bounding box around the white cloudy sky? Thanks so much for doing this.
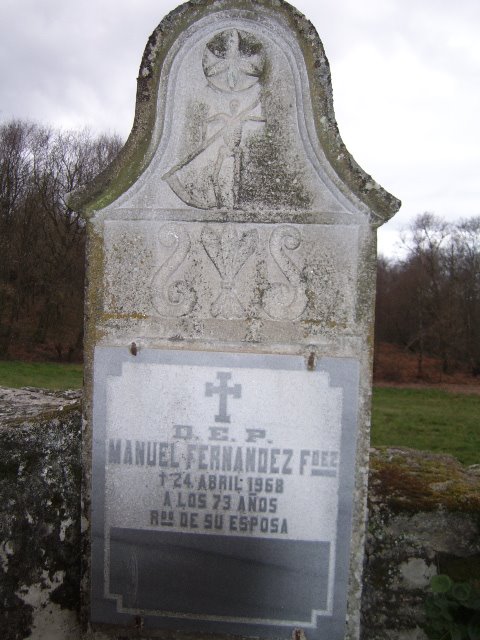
[1,0,479,257]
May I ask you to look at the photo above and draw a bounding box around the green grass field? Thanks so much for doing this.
[371,387,480,466]
[0,361,478,465]
[0,360,83,391]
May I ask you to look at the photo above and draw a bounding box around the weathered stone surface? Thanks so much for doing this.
[67,1,400,639]
[0,399,82,640]
[0,386,81,423]
[68,1,400,224]
[102,221,360,340]
[361,448,480,640]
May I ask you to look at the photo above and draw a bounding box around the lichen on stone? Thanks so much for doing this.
[0,403,82,639]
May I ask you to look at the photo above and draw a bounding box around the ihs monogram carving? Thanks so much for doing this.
[263,226,308,321]
[200,224,258,319]
[151,223,197,317]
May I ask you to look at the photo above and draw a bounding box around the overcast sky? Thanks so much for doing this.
[1,0,479,257]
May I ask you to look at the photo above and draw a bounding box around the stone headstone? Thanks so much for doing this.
[69,1,400,638]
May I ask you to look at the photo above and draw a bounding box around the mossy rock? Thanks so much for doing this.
[370,447,480,514]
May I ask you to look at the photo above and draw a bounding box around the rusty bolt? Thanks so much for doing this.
[307,352,316,371]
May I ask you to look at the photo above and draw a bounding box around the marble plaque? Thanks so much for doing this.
[91,347,359,639]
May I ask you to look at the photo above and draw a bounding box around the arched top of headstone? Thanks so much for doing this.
[69,0,400,226]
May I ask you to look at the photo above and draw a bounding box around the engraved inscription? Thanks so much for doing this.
[201,224,258,319]
[93,350,360,635]
[151,223,196,317]
[263,225,308,321]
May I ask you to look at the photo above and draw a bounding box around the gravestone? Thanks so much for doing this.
[69,1,400,638]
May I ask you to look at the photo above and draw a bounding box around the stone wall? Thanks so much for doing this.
[1,390,479,640]
[362,447,480,640]
[0,389,82,640]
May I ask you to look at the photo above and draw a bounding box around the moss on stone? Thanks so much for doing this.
[239,91,312,210]
[362,448,480,639]
[370,447,480,514]
[1,400,81,429]
[0,406,82,638]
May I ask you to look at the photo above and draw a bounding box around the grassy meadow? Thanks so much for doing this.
[0,360,478,465]
[371,387,480,466]
[0,360,83,391]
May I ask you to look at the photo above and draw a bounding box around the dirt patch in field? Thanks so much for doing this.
[374,342,480,390]
[374,381,480,395]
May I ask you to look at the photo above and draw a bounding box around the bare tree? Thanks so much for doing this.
[451,217,480,372]
[375,213,480,378]
[0,120,122,359]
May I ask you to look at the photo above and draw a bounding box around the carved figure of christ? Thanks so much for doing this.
[202,99,265,207]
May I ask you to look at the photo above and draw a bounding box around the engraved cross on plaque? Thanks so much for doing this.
[205,371,242,423]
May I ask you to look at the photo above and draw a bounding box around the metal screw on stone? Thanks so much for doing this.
[293,628,307,640]
[130,342,138,356]
[307,352,316,371]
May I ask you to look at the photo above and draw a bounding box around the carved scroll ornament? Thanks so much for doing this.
[263,225,308,321]
[151,223,197,317]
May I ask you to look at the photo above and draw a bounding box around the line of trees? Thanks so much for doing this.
[376,213,480,377]
[0,119,121,360]
[1,119,479,375]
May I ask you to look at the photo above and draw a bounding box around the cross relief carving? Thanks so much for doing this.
[205,371,242,423]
